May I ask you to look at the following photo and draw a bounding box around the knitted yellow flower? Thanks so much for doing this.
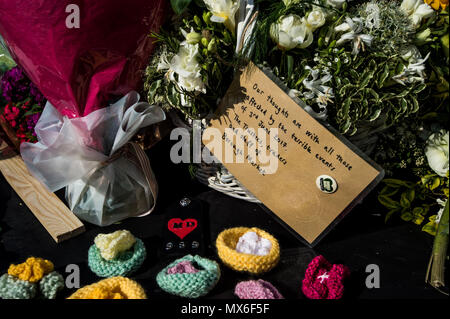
[216,227,280,274]
[68,277,147,299]
[8,257,54,283]
[425,0,448,10]
[94,230,136,260]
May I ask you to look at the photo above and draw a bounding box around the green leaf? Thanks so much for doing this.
[413,83,427,94]
[410,96,420,113]
[359,71,373,89]
[341,118,352,134]
[286,54,294,79]
[385,209,399,223]
[342,97,351,117]
[166,84,181,108]
[339,83,355,95]
[380,186,399,197]
[383,178,414,188]
[401,211,413,222]
[349,69,359,80]
[147,79,162,104]
[378,64,390,87]
[396,89,410,98]
[400,192,411,208]
[422,220,438,236]
[378,195,401,209]
[369,108,382,121]
[406,189,415,202]
[170,0,192,15]
[395,61,405,74]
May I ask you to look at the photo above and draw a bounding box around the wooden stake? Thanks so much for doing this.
[0,139,85,243]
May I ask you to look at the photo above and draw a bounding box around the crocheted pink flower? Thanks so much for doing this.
[235,280,284,299]
[302,255,350,299]
[167,260,199,274]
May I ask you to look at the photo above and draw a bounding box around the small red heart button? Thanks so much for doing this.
[168,218,198,239]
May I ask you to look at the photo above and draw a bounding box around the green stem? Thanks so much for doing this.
[426,200,449,295]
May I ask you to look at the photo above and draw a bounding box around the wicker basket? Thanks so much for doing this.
[169,111,261,203]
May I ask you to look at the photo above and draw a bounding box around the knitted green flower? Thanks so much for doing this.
[156,255,221,298]
[88,238,146,277]
[39,271,65,299]
[0,274,37,299]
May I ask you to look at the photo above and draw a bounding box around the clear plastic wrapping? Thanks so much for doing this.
[20,92,166,226]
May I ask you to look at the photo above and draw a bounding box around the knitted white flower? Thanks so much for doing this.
[235,231,272,256]
[94,230,136,260]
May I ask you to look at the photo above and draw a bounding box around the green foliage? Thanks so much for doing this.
[144,4,236,119]
[378,172,449,236]
[249,0,432,138]
[317,50,425,136]
[416,9,449,111]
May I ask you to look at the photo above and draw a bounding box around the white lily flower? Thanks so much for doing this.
[392,52,430,85]
[335,17,373,55]
[203,0,239,33]
[400,0,434,28]
[270,14,314,50]
[425,130,449,177]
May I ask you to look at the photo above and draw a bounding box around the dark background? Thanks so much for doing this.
[0,136,448,299]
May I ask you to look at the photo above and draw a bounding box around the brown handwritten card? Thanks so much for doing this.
[205,62,383,246]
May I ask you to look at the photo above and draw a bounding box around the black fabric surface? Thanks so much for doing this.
[0,136,447,299]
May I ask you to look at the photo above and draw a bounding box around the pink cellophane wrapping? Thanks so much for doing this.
[0,0,167,118]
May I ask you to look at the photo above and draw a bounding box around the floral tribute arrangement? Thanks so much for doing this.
[145,0,448,291]
[0,66,46,144]
[144,0,239,119]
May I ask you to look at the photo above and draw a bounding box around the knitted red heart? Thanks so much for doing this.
[168,218,198,239]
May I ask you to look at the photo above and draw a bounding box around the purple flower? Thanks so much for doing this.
[25,113,40,137]
[1,66,45,105]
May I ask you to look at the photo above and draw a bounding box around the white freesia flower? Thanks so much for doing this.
[288,66,334,119]
[303,67,334,107]
[305,8,326,31]
[400,0,434,28]
[392,52,430,85]
[270,14,314,50]
[203,0,239,33]
[425,130,449,177]
[326,0,347,8]
[335,17,373,55]
[158,41,206,106]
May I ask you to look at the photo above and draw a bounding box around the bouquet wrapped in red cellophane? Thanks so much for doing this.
[0,0,168,226]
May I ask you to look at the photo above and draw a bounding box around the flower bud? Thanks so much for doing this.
[201,37,209,47]
[194,15,202,27]
[207,38,217,52]
[203,11,213,24]
[186,31,202,44]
